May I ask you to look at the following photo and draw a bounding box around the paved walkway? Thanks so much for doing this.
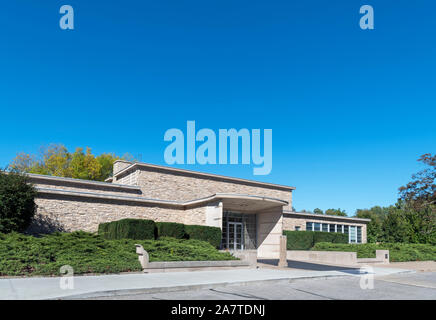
[0,265,413,300]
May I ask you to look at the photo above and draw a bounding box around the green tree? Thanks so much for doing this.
[70,147,103,180]
[381,207,411,243]
[9,144,128,181]
[0,170,37,233]
[355,206,388,243]
[324,208,347,217]
[96,153,120,181]
[399,153,435,209]
[313,208,323,215]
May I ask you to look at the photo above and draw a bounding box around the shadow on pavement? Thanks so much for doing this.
[258,259,363,274]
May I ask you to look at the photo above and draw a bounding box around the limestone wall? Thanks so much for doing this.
[29,194,207,234]
[135,168,293,210]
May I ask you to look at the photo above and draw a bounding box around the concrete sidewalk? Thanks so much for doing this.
[0,266,413,300]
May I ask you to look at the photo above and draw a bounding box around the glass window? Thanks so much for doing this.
[322,223,328,232]
[295,226,301,231]
[349,226,357,243]
[337,225,343,233]
[329,224,335,232]
[344,225,349,235]
[357,226,362,243]
[306,222,313,231]
[314,223,321,231]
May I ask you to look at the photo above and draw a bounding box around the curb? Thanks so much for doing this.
[55,273,354,300]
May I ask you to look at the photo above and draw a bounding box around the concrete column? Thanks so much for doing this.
[278,235,287,267]
[205,201,223,229]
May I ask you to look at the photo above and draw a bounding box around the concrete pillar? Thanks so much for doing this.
[278,235,287,267]
[205,201,223,228]
[376,250,390,264]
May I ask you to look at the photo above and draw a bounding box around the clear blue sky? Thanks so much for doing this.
[0,1,435,215]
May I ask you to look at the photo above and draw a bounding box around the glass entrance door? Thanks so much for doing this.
[227,222,244,250]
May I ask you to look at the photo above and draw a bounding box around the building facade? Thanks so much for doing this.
[28,160,369,258]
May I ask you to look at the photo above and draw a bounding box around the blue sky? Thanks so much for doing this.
[0,1,435,215]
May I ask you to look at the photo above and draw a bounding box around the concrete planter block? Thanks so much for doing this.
[135,244,149,270]
[376,250,390,264]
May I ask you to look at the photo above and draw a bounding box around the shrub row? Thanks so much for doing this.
[283,230,348,250]
[0,231,236,276]
[98,219,221,248]
[312,242,436,262]
[98,219,156,240]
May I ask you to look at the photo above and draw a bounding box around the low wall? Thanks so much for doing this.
[287,250,390,266]
[287,250,357,266]
[136,244,254,273]
[226,249,258,267]
[144,260,250,273]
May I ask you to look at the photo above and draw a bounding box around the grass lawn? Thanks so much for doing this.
[0,231,236,277]
[312,242,436,262]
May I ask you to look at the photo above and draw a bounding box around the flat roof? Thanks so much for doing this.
[113,160,296,191]
[283,210,370,223]
[27,173,141,191]
[36,187,288,209]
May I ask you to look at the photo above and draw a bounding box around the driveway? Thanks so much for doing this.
[82,272,436,300]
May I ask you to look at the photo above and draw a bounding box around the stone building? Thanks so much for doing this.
[28,160,369,258]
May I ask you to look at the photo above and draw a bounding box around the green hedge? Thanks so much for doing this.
[156,222,185,239]
[313,231,348,244]
[98,219,155,240]
[312,242,436,262]
[283,230,348,250]
[98,219,221,248]
[185,225,221,248]
[0,231,237,276]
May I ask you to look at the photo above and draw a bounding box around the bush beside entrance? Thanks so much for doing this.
[98,219,222,248]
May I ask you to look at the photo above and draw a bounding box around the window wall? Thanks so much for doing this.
[304,221,363,244]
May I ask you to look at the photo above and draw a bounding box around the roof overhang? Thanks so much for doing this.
[35,187,287,212]
[185,193,288,212]
[283,210,371,223]
[112,160,295,191]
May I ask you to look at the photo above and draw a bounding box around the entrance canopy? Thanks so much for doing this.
[219,194,288,212]
[185,193,287,212]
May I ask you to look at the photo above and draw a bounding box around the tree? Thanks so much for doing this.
[324,208,347,217]
[313,208,323,215]
[399,153,436,209]
[9,144,130,181]
[355,206,388,243]
[380,206,411,243]
[70,147,102,180]
[0,170,37,233]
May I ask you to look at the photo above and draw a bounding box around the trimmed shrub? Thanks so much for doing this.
[98,219,155,240]
[97,222,110,237]
[284,230,314,250]
[0,231,237,276]
[156,222,185,239]
[332,233,349,243]
[312,242,436,262]
[185,224,221,248]
[313,231,348,244]
[283,230,348,250]
[0,171,37,233]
